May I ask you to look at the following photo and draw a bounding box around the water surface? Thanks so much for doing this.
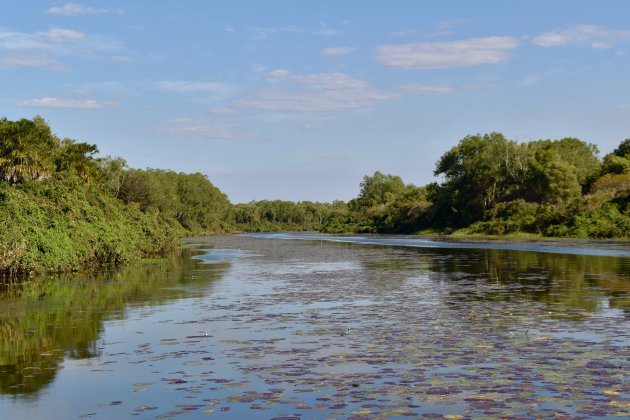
[1,235,629,419]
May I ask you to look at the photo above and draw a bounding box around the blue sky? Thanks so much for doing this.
[2,1,630,203]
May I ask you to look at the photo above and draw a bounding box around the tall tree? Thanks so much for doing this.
[0,116,58,184]
[351,171,405,209]
[433,133,530,226]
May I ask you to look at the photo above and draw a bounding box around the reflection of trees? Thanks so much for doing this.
[0,248,227,397]
[426,248,630,315]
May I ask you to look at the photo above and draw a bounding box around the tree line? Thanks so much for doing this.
[1,117,628,274]
[323,133,629,238]
[0,116,233,275]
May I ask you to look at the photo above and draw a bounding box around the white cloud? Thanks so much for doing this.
[18,97,117,109]
[45,28,85,43]
[0,27,120,69]
[533,24,630,48]
[45,3,110,16]
[71,81,128,96]
[0,28,85,50]
[240,70,452,112]
[251,26,302,40]
[168,117,196,124]
[375,36,518,69]
[157,80,232,94]
[208,107,236,115]
[0,54,60,69]
[237,88,396,112]
[264,69,291,79]
[292,73,369,90]
[591,41,614,50]
[264,70,369,90]
[321,46,358,56]
[391,29,418,37]
[161,124,240,140]
[401,84,454,94]
[313,22,336,36]
[108,54,130,62]
[159,119,255,141]
[436,19,471,31]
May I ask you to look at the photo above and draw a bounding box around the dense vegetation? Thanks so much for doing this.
[233,200,345,232]
[322,133,629,238]
[0,117,231,275]
[1,117,628,274]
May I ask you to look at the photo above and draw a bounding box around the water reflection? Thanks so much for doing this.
[0,235,628,419]
[350,242,630,317]
[424,248,630,316]
[0,248,227,397]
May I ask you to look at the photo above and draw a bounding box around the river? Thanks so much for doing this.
[1,233,629,419]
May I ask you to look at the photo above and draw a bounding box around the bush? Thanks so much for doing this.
[546,202,629,239]
[0,176,179,274]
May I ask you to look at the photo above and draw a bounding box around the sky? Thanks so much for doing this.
[2,1,630,203]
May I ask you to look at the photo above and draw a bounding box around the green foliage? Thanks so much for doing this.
[433,133,531,226]
[546,199,629,239]
[590,173,630,195]
[118,169,232,234]
[613,139,630,159]
[2,116,628,276]
[0,116,58,184]
[351,171,406,209]
[531,137,600,186]
[601,154,630,175]
[541,160,582,205]
[234,200,340,232]
[0,117,232,275]
[0,175,179,274]
[331,133,627,239]
[96,156,127,198]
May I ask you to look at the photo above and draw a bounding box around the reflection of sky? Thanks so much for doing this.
[250,232,630,257]
[2,235,629,418]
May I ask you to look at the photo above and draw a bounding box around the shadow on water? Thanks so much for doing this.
[0,246,228,398]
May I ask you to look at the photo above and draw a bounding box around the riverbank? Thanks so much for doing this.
[416,229,630,248]
[0,175,182,276]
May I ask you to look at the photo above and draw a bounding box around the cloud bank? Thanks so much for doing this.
[45,3,111,16]
[375,36,518,69]
[533,24,630,49]
[18,97,117,109]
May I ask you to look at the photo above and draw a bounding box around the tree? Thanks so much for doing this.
[352,171,405,209]
[96,156,128,198]
[433,133,530,226]
[529,138,600,186]
[613,139,630,159]
[543,160,582,204]
[0,116,58,184]
[56,138,99,182]
[601,154,630,175]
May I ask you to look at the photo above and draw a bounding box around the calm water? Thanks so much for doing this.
[1,234,629,419]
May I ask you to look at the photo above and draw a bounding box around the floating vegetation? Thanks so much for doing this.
[0,235,629,418]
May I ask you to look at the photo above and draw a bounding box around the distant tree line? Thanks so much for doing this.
[322,133,629,238]
[1,117,628,274]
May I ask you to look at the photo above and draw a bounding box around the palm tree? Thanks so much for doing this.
[0,117,58,184]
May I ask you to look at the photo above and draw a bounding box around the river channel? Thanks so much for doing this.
[1,233,629,419]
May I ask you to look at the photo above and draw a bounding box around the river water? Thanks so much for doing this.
[1,233,629,419]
